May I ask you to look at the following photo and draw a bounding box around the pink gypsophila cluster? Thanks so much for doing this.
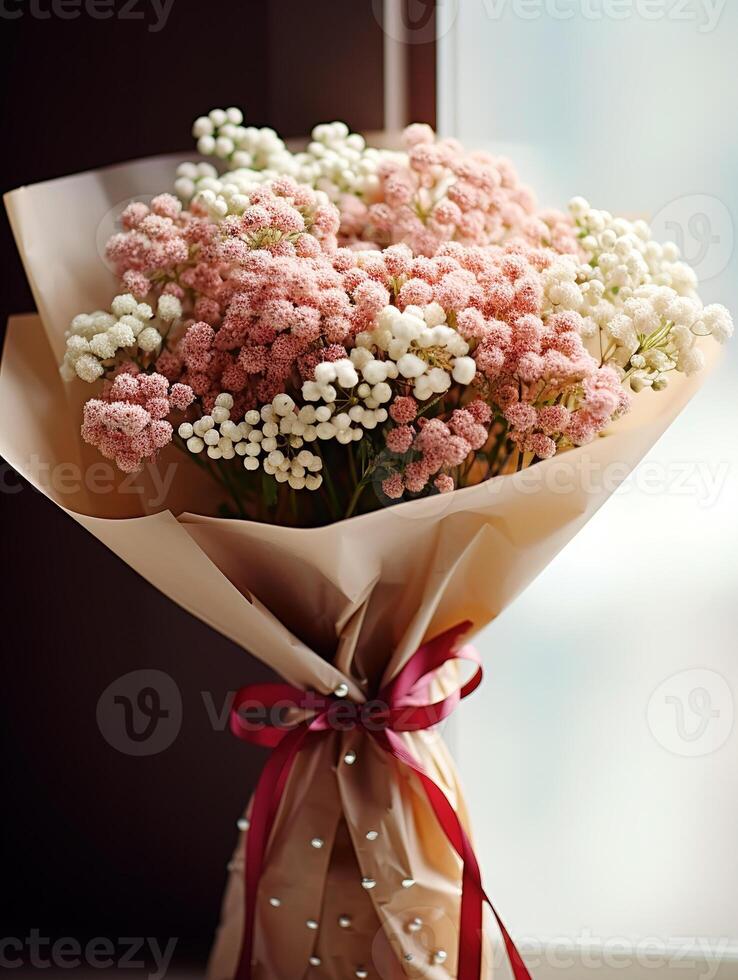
[81,372,194,472]
[166,242,392,409]
[106,195,204,292]
[383,403,490,498]
[344,125,576,257]
[216,177,340,257]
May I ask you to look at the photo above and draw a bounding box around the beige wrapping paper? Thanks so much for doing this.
[1,160,719,979]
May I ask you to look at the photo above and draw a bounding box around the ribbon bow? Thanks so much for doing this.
[229,622,531,980]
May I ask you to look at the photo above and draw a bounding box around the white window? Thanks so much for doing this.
[437,0,738,967]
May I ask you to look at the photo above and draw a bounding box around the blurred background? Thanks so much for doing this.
[1,0,735,975]
[438,0,738,965]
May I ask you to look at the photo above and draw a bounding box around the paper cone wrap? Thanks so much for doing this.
[1,160,718,979]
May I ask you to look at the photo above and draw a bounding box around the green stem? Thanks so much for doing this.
[317,446,341,520]
[344,479,368,520]
[348,443,359,489]
[212,458,247,518]
[174,436,247,518]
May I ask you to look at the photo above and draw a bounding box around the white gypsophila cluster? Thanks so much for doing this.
[301,356,392,441]
[178,109,402,209]
[540,255,593,330]
[190,174,267,220]
[174,160,230,204]
[156,293,183,324]
[291,122,396,202]
[357,302,476,400]
[564,199,734,389]
[180,393,323,490]
[601,285,733,390]
[191,107,292,171]
[175,159,277,217]
[175,108,293,208]
[60,294,177,383]
[192,172,333,224]
[570,197,699,302]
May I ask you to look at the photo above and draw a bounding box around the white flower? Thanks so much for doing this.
[396,353,426,379]
[74,354,104,383]
[157,294,182,323]
[111,294,140,318]
[452,356,476,385]
[606,313,638,353]
[182,394,323,488]
[301,355,394,442]
[61,295,160,382]
[702,304,734,343]
[108,322,136,348]
[570,199,699,301]
[174,160,220,202]
[367,304,475,399]
[137,326,163,353]
[543,256,584,312]
[569,200,733,388]
[88,332,117,360]
[181,109,404,207]
[679,346,705,376]
[192,116,214,138]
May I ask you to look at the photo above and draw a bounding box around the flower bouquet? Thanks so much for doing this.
[2,107,732,980]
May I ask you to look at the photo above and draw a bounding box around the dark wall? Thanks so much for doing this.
[0,1,397,971]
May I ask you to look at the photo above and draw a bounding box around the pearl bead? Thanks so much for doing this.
[343,750,357,765]
[338,915,352,928]
[365,830,378,841]
[309,955,321,966]
[334,683,349,698]
[433,949,448,964]
[268,897,281,908]
[401,878,415,888]
[361,877,376,890]
[408,917,422,933]
[306,919,319,930]
[237,817,250,831]
[311,837,324,849]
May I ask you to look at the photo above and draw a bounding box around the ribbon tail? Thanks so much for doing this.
[382,730,531,980]
[235,724,312,980]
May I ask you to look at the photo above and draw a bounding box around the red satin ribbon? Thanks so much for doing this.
[229,622,531,980]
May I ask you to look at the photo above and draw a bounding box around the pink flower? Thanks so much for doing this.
[382,473,405,499]
[398,278,434,308]
[389,396,418,424]
[456,308,487,340]
[467,400,492,425]
[386,425,415,454]
[404,460,431,494]
[504,403,537,432]
[525,432,557,459]
[434,474,455,493]
[81,372,190,472]
[537,404,571,435]
[122,270,151,299]
[448,409,488,451]
[566,413,597,446]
